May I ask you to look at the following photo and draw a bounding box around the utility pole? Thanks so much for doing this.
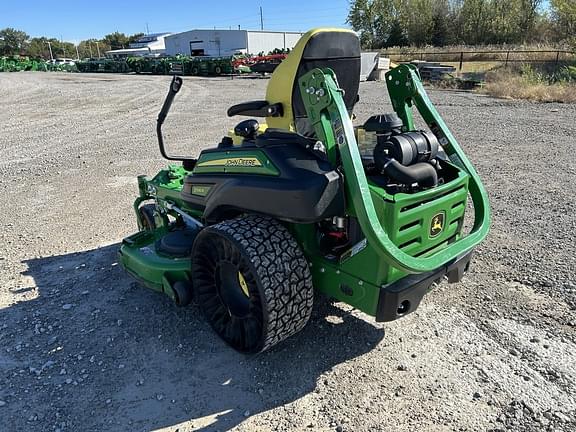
[47,41,54,61]
[146,23,150,34]
[75,44,80,60]
[96,41,101,58]
[89,43,93,58]
[260,6,264,30]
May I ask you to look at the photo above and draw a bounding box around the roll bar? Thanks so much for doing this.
[299,66,490,274]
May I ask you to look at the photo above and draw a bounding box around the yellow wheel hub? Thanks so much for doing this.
[238,272,250,297]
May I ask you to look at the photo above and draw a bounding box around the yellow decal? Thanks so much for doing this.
[238,272,250,297]
[191,185,211,196]
[197,157,262,168]
[430,212,445,238]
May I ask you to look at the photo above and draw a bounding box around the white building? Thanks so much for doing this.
[164,29,304,57]
[106,33,171,59]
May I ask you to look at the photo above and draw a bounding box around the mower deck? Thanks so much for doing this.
[119,229,194,300]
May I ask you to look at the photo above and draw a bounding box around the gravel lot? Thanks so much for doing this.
[0,72,575,432]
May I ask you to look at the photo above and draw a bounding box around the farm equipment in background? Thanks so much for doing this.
[188,57,233,76]
[0,57,22,72]
[201,57,234,76]
[232,53,288,75]
[126,57,171,74]
[126,55,233,76]
[0,56,81,73]
[76,58,128,73]
[118,28,490,353]
[0,56,46,72]
[1,50,289,77]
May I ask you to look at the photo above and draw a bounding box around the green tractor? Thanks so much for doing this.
[119,28,490,353]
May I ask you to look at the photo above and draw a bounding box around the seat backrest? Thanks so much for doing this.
[265,28,361,135]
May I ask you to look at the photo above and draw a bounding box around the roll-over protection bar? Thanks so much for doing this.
[299,66,490,274]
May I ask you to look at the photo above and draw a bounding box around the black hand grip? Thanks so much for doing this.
[157,76,186,161]
[157,75,182,125]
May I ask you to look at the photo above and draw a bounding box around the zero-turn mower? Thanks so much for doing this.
[119,28,490,353]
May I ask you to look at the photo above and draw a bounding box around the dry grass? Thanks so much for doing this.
[483,69,576,103]
[442,61,501,73]
[381,44,575,63]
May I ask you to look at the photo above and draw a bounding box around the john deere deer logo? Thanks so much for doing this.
[430,212,445,238]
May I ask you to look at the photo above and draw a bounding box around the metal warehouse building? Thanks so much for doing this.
[107,33,172,59]
[164,29,304,57]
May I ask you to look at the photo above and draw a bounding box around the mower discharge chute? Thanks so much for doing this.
[119,28,490,353]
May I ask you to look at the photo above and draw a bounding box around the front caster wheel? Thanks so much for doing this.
[172,280,194,307]
[192,215,314,353]
[137,204,157,231]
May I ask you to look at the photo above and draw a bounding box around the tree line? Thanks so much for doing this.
[347,0,576,48]
[2,1,575,57]
[0,29,145,59]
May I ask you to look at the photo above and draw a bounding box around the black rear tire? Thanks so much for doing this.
[192,215,313,353]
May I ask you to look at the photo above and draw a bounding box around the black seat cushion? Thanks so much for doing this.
[292,32,361,136]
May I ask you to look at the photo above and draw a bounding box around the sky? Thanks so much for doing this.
[0,0,351,42]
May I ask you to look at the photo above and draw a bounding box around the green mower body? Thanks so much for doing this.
[119,28,490,353]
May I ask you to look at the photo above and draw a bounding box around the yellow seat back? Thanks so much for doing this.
[265,28,361,135]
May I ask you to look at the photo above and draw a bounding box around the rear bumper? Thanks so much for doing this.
[376,251,473,322]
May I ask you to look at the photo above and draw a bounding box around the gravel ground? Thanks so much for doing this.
[0,72,575,432]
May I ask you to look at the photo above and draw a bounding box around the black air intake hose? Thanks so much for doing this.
[382,158,438,188]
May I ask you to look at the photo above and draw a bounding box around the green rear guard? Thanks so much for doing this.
[285,65,490,315]
[298,65,490,274]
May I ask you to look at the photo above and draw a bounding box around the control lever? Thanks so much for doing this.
[156,75,196,168]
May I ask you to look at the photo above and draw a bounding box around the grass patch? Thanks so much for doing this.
[382,44,576,63]
[483,64,576,103]
[443,61,501,74]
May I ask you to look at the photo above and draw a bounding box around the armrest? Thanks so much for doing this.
[227,100,283,117]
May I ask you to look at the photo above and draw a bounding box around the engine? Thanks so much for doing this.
[356,113,448,193]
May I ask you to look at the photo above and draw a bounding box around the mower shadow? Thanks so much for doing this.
[5,244,384,432]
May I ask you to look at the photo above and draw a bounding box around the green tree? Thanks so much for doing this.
[26,37,52,59]
[431,12,449,46]
[518,0,543,40]
[551,0,576,41]
[98,32,144,54]
[128,33,145,44]
[488,0,522,44]
[460,0,491,44]
[102,32,123,50]
[399,0,436,46]
[348,0,411,48]
[0,28,29,55]
[347,0,385,48]
[386,18,409,46]
[23,36,83,60]
[77,39,97,59]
